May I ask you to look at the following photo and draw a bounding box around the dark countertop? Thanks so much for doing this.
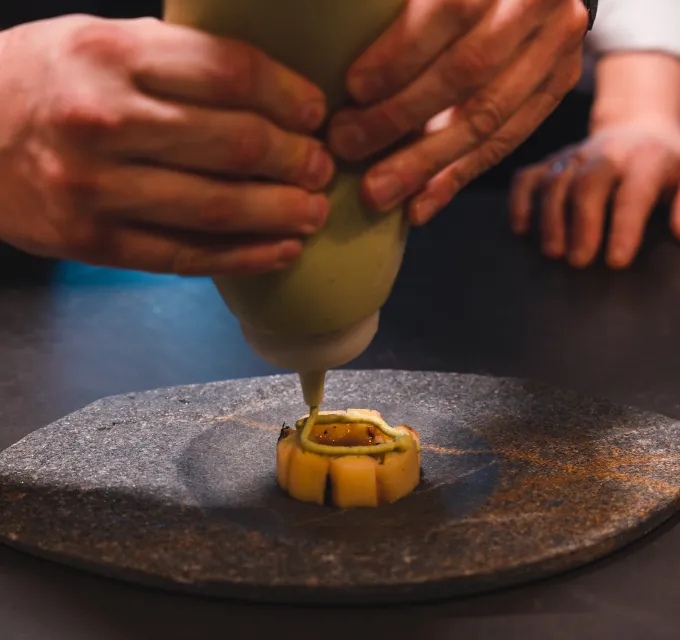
[2,187,680,640]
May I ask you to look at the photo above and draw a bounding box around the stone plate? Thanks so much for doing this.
[1,370,680,604]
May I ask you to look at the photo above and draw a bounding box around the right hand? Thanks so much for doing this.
[0,15,334,275]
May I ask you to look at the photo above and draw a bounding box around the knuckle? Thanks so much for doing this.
[571,171,590,195]
[540,164,562,188]
[65,20,139,66]
[389,39,428,81]
[49,91,126,141]
[38,152,71,192]
[380,100,418,138]
[400,146,438,187]
[481,137,512,168]
[199,191,237,230]
[568,0,590,39]
[462,96,505,142]
[571,186,596,217]
[219,42,259,103]
[441,0,489,30]
[536,78,567,116]
[27,149,104,258]
[234,117,273,172]
[442,168,466,197]
[440,43,494,89]
[538,172,557,191]
[40,153,101,200]
[594,143,615,163]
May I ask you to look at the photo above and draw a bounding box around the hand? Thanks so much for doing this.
[327,0,588,225]
[0,16,334,275]
[509,123,680,269]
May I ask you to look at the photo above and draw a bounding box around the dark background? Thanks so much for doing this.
[1,1,161,24]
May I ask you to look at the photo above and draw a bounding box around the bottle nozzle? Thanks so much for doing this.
[299,371,326,407]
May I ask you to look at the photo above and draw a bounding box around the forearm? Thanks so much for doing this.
[590,52,680,132]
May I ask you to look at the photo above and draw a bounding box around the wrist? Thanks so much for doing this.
[590,52,680,133]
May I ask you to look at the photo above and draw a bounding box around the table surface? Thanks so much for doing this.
[2,187,680,640]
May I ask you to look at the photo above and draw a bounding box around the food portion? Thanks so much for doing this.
[276,408,421,508]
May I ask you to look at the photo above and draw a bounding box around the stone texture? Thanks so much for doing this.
[0,370,679,604]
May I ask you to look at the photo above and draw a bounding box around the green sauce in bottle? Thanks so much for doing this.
[164,0,410,406]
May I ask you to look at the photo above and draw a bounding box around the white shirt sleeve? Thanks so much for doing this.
[585,0,680,59]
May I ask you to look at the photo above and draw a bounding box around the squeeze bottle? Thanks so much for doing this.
[164,0,410,406]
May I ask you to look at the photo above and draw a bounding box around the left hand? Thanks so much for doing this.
[327,0,589,225]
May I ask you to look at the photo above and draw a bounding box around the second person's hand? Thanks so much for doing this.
[510,124,680,269]
[0,15,334,275]
[510,52,680,269]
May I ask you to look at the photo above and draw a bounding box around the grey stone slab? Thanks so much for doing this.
[1,370,679,604]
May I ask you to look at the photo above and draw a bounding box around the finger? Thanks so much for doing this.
[372,48,581,217]
[346,0,492,104]
[330,0,585,162]
[606,147,670,269]
[406,66,575,225]
[97,165,330,236]
[113,100,335,190]
[80,224,303,276]
[130,20,326,132]
[539,158,580,258]
[567,158,619,268]
[509,164,550,235]
[357,42,582,212]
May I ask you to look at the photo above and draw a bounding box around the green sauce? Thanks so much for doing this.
[297,406,413,456]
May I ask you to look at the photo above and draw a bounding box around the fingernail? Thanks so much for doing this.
[348,69,385,103]
[412,197,440,226]
[366,172,405,210]
[301,100,326,130]
[277,240,302,263]
[607,247,629,269]
[305,147,334,189]
[301,195,329,234]
[568,249,590,267]
[330,122,366,159]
